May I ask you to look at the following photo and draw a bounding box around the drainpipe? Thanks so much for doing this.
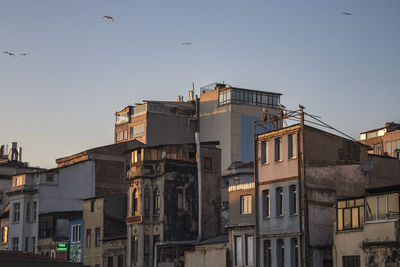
[154,130,202,267]
[253,121,260,267]
[298,107,305,267]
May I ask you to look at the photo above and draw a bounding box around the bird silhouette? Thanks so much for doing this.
[342,12,352,15]
[4,52,16,57]
[103,16,114,22]
[19,53,29,56]
[299,104,305,110]
[181,42,192,45]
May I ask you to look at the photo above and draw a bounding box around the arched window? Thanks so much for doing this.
[153,188,160,215]
[144,188,150,216]
[132,189,139,216]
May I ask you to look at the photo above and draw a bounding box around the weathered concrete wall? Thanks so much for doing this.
[185,247,228,267]
[146,112,196,147]
[200,146,221,240]
[229,187,255,227]
[364,154,400,189]
[83,197,104,267]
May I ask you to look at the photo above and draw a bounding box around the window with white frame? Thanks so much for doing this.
[71,224,81,243]
[276,187,284,216]
[26,202,31,222]
[234,236,242,266]
[246,235,253,265]
[366,193,399,222]
[13,202,20,223]
[131,124,145,138]
[241,195,252,214]
[32,201,37,222]
[12,237,19,251]
[289,185,297,215]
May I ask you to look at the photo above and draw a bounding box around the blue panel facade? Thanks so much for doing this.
[69,218,83,263]
[241,115,274,162]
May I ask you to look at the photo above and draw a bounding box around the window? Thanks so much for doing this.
[144,235,149,263]
[131,235,138,262]
[153,235,160,262]
[25,236,29,252]
[46,174,54,182]
[342,256,360,267]
[117,255,123,267]
[144,188,150,216]
[234,236,242,266]
[276,187,284,216]
[12,237,19,251]
[107,256,113,267]
[263,240,271,267]
[95,228,100,247]
[26,202,31,222]
[90,200,95,212]
[32,201,37,222]
[291,238,299,267]
[132,189,139,216]
[39,219,52,238]
[131,124,145,138]
[275,138,282,162]
[31,237,35,253]
[153,188,161,215]
[277,239,285,267]
[241,195,252,214]
[177,189,185,211]
[261,141,268,164]
[13,202,20,223]
[71,224,81,243]
[131,149,142,165]
[262,190,270,218]
[289,185,297,215]
[288,134,297,159]
[86,229,91,248]
[337,198,364,230]
[1,226,8,243]
[246,236,253,265]
[366,193,399,222]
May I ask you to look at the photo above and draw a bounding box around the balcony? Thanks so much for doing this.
[126,215,142,224]
[126,162,161,180]
[364,220,399,243]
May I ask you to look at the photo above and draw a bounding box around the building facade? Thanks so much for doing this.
[125,143,221,267]
[83,194,127,267]
[360,122,400,158]
[333,188,400,267]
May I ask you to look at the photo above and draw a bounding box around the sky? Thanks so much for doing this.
[1,0,399,168]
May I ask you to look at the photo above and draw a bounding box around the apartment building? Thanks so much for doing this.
[114,83,282,173]
[125,143,221,267]
[256,118,400,267]
[333,187,399,267]
[227,182,256,267]
[83,194,127,267]
[360,122,400,158]
[6,141,140,254]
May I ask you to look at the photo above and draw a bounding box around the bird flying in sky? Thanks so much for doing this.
[342,12,352,15]
[181,42,192,45]
[103,16,114,22]
[19,53,29,56]
[3,52,16,57]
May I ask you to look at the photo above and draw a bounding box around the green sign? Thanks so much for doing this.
[56,242,68,252]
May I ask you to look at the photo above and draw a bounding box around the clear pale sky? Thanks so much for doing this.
[1,0,399,168]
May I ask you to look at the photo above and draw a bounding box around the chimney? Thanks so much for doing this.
[189,90,194,101]
[18,147,22,162]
